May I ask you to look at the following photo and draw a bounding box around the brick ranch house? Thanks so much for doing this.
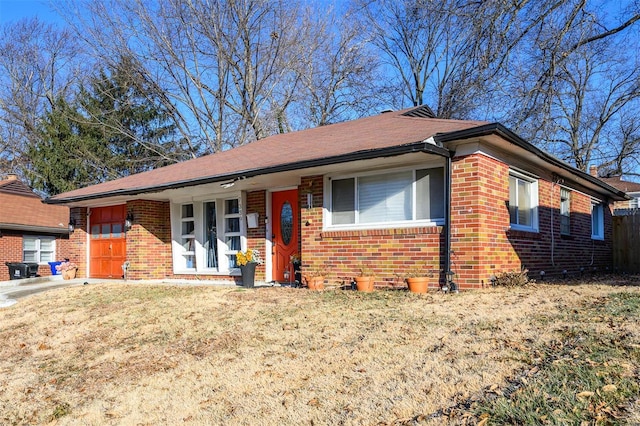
[1,174,70,280]
[46,106,627,289]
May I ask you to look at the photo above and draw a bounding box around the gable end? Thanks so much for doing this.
[0,179,40,198]
[401,105,436,119]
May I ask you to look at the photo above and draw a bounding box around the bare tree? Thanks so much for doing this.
[294,6,383,127]
[63,0,329,152]
[0,18,82,175]
[503,0,640,173]
[597,112,640,178]
[353,0,640,177]
[350,0,543,119]
[550,50,640,172]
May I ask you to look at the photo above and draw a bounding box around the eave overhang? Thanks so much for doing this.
[435,123,629,202]
[45,141,451,205]
[0,223,69,235]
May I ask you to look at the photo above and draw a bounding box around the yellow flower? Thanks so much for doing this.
[236,249,262,266]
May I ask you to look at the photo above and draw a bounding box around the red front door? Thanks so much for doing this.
[90,205,127,278]
[271,189,299,282]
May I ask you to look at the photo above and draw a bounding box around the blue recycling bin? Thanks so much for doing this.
[48,261,62,275]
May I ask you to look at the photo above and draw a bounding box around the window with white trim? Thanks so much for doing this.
[223,199,241,268]
[630,196,639,209]
[172,196,244,273]
[328,167,444,227]
[560,188,570,235]
[204,201,218,269]
[508,171,539,231]
[591,201,604,240]
[180,204,196,269]
[23,236,55,263]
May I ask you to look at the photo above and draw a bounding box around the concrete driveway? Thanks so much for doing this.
[0,276,84,308]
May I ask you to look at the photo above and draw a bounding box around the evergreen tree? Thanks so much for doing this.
[78,55,188,178]
[27,97,105,194]
[27,56,188,195]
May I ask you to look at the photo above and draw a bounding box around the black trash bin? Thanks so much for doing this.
[6,262,28,280]
[5,262,39,280]
[25,263,39,277]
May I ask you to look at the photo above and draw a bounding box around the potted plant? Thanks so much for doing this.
[236,249,263,288]
[56,259,78,280]
[290,253,302,285]
[354,265,375,292]
[302,264,325,290]
[405,264,434,293]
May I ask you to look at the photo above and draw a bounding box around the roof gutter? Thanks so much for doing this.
[434,123,629,201]
[45,141,451,204]
[0,223,69,235]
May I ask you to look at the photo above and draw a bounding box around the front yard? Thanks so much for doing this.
[0,278,638,425]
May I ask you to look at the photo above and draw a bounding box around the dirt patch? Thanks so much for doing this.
[0,281,638,424]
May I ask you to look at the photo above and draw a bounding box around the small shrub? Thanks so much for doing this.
[51,402,71,420]
[492,270,532,288]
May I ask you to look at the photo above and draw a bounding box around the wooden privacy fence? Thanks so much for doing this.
[613,212,640,273]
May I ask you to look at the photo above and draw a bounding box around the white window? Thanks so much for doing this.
[509,171,539,232]
[23,236,55,263]
[630,196,639,209]
[172,197,244,273]
[591,202,604,240]
[203,201,218,269]
[223,199,241,268]
[560,188,570,235]
[180,204,196,269]
[328,167,444,228]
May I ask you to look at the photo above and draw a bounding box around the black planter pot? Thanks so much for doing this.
[240,262,257,288]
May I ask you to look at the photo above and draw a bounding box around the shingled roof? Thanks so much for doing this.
[600,176,640,193]
[44,106,628,204]
[46,107,486,203]
[0,175,69,233]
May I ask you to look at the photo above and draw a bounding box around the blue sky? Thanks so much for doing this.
[0,0,62,25]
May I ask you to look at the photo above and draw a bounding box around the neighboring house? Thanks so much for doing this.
[591,167,640,215]
[46,106,627,289]
[0,174,71,280]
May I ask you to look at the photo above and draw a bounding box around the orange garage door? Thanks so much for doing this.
[90,205,127,278]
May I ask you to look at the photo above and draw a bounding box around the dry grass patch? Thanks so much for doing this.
[0,280,638,425]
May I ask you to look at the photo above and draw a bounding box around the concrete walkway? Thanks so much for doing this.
[0,276,86,308]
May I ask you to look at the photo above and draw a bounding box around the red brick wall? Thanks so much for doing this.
[0,232,25,280]
[298,154,615,290]
[450,154,516,288]
[0,230,72,280]
[506,177,613,279]
[125,200,173,280]
[246,190,267,281]
[450,153,614,287]
[68,207,88,278]
[300,175,444,290]
[120,195,268,283]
